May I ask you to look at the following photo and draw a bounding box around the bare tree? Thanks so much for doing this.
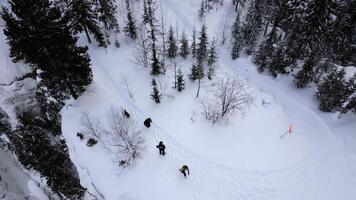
[119,74,135,102]
[132,29,150,68]
[81,113,104,139]
[199,76,254,123]
[106,108,145,167]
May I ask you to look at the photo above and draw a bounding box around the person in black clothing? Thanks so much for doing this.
[156,141,166,155]
[179,165,190,178]
[144,118,152,128]
[123,109,130,118]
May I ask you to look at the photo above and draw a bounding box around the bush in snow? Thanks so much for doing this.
[107,108,145,167]
[199,76,254,123]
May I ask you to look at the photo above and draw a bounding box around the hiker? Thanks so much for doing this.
[156,141,166,155]
[179,165,190,178]
[123,109,130,118]
[144,118,152,128]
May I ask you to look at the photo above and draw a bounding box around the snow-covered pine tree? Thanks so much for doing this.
[207,40,218,80]
[95,0,120,43]
[254,25,277,72]
[241,0,264,55]
[191,28,197,58]
[66,0,106,47]
[166,26,178,59]
[269,45,287,77]
[316,67,351,112]
[151,79,162,103]
[142,0,150,24]
[198,0,205,19]
[231,13,243,59]
[124,3,138,40]
[146,0,162,75]
[294,54,317,88]
[176,69,185,92]
[179,31,189,59]
[196,24,208,65]
[2,0,93,103]
[190,62,205,81]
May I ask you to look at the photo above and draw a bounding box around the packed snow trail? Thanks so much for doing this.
[62,48,355,200]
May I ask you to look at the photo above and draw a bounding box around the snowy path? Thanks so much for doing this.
[62,50,355,200]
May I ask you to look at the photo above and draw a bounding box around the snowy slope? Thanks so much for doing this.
[60,0,356,199]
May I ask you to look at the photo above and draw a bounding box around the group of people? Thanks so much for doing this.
[143,117,190,179]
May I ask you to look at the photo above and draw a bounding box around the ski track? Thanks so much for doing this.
[83,50,343,200]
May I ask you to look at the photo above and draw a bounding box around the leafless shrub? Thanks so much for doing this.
[106,108,145,167]
[132,29,150,68]
[199,76,254,123]
[81,113,104,139]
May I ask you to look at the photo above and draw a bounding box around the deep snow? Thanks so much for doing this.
[0,0,356,199]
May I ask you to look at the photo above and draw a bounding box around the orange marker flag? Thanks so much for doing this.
[288,124,293,134]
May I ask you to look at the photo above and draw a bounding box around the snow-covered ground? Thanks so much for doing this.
[1,0,356,199]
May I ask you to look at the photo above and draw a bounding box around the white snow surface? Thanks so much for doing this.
[0,0,355,199]
[61,0,356,199]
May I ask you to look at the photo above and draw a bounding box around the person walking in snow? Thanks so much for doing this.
[144,118,152,128]
[156,141,166,155]
[179,165,190,178]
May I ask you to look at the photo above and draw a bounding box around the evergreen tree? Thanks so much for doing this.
[124,5,138,40]
[242,0,264,55]
[66,0,106,47]
[294,54,317,88]
[254,25,277,72]
[146,0,162,75]
[231,13,243,59]
[176,69,185,92]
[191,28,197,58]
[151,79,161,103]
[207,40,218,67]
[316,68,350,112]
[95,0,120,40]
[179,31,189,58]
[198,0,205,19]
[2,0,93,103]
[190,62,204,81]
[269,45,287,77]
[142,0,150,24]
[196,24,208,65]
[166,26,178,59]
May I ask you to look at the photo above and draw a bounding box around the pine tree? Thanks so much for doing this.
[191,28,197,58]
[124,5,138,40]
[166,26,178,59]
[179,31,189,59]
[269,45,287,77]
[198,0,205,19]
[66,0,106,47]
[151,79,161,103]
[2,0,93,103]
[95,0,120,41]
[231,13,242,59]
[242,0,264,55]
[294,55,317,88]
[146,0,162,75]
[196,24,208,65]
[254,25,277,72]
[142,0,150,24]
[207,40,218,67]
[176,69,185,92]
[190,62,204,81]
[316,68,350,112]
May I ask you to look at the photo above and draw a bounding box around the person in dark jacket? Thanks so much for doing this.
[123,109,130,118]
[144,118,152,128]
[179,165,190,178]
[156,141,166,155]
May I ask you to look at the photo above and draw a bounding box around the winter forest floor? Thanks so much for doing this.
[1,0,356,199]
